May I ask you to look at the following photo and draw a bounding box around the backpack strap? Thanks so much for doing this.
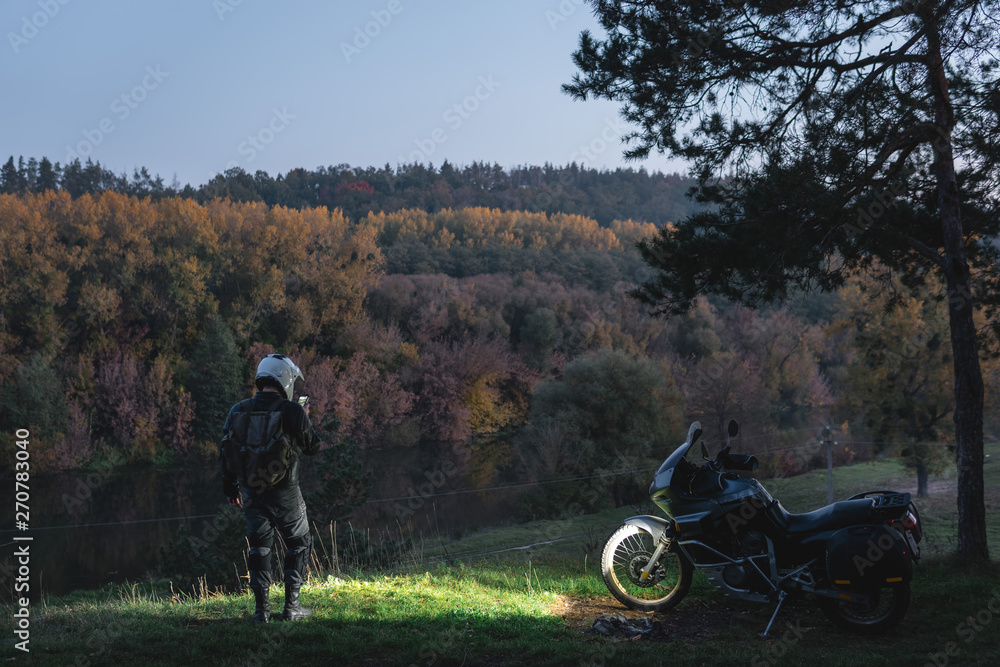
[250,395,287,414]
[225,398,253,434]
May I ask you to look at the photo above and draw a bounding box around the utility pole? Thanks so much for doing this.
[823,426,834,504]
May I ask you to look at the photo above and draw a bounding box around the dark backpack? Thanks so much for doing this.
[222,398,295,492]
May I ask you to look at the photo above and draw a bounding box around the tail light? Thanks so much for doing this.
[902,511,922,542]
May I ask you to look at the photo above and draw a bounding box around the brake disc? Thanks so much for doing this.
[626,552,664,588]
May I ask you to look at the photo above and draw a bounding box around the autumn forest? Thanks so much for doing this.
[1,157,997,502]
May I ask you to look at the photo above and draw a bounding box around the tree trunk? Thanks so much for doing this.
[925,10,990,561]
[945,268,988,561]
[915,458,929,499]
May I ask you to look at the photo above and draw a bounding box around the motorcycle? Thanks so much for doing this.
[601,420,922,636]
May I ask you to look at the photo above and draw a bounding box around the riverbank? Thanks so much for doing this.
[4,443,1000,665]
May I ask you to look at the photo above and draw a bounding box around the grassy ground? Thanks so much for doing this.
[3,441,998,666]
[3,557,1000,666]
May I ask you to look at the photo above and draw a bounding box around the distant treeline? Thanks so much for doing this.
[3,188,983,498]
[0,155,701,226]
[0,191,676,472]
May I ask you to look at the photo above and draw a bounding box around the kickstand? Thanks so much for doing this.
[759,590,788,639]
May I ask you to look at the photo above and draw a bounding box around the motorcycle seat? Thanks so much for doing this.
[767,498,875,534]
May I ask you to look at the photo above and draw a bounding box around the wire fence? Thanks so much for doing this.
[0,431,963,537]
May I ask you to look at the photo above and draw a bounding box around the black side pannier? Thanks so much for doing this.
[826,524,913,588]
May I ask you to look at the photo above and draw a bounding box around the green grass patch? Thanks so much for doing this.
[4,557,1000,666]
[3,443,998,665]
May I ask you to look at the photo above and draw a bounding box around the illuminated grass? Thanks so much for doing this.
[3,554,1000,665]
[2,443,998,665]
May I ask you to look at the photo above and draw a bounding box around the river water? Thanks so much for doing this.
[2,438,530,600]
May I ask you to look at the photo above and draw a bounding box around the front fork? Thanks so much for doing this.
[639,540,667,581]
[621,515,674,581]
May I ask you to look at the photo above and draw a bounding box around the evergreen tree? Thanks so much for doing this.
[15,157,29,193]
[1,156,18,194]
[565,0,999,562]
[24,158,38,192]
[37,157,58,192]
[1,353,68,441]
[60,159,87,196]
[189,316,245,444]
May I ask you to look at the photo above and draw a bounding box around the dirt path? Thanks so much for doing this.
[551,593,766,643]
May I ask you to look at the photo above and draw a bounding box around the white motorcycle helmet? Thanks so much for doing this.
[255,354,304,401]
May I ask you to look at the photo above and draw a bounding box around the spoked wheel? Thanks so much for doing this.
[601,523,692,612]
[819,583,911,634]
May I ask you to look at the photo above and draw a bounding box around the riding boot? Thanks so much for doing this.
[282,585,313,621]
[250,585,270,624]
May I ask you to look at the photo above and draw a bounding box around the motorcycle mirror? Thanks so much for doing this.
[700,441,710,461]
[687,421,703,445]
[728,420,739,438]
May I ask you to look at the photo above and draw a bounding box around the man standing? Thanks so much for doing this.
[221,353,321,624]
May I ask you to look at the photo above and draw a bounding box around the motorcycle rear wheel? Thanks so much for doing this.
[819,583,911,634]
[601,523,693,612]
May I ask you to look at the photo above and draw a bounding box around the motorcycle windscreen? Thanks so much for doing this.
[649,440,696,497]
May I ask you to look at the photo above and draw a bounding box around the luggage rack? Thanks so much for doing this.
[848,490,910,509]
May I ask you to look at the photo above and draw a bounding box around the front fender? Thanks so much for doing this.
[623,515,674,544]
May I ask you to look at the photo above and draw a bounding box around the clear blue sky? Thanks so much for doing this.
[0,0,686,188]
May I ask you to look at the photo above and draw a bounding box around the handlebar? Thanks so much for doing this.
[701,419,757,472]
[701,451,759,474]
[720,452,759,471]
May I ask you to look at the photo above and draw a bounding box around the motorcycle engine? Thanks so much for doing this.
[734,529,767,558]
[722,530,768,589]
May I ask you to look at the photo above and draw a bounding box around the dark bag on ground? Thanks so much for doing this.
[222,399,294,492]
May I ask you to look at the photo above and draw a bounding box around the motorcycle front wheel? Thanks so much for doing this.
[819,583,911,634]
[601,523,693,612]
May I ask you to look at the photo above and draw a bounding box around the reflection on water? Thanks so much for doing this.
[1,438,526,599]
[353,436,524,541]
[2,462,223,600]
